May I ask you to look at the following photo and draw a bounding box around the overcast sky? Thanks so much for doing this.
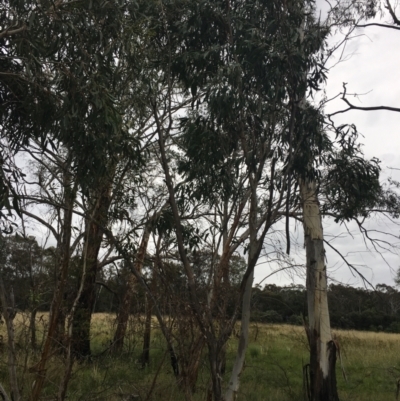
[256,3,400,288]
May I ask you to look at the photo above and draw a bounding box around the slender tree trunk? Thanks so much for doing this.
[54,303,67,351]
[0,275,20,401]
[225,267,254,401]
[225,172,260,401]
[112,225,151,353]
[71,180,113,359]
[31,168,76,401]
[187,336,205,393]
[140,291,152,367]
[59,233,91,401]
[300,178,339,401]
[26,239,38,350]
[29,309,37,350]
[175,325,206,396]
[208,341,223,401]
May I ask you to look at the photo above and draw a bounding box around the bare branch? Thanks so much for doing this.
[323,239,375,289]
[385,0,400,26]
[356,23,400,31]
[21,209,59,242]
[97,256,122,270]
[329,83,400,117]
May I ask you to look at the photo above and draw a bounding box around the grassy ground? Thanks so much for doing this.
[1,313,399,400]
[232,324,400,401]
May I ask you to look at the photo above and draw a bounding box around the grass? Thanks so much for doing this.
[1,314,400,400]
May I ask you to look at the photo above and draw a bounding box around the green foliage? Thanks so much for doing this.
[0,234,53,310]
[178,115,242,202]
[290,108,384,223]
[395,268,400,288]
[377,179,400,219]
[321,124,381,222]
[165,0,329,205]
[1,1,398,397]
[1,0,147,219]
[251,283,400,333]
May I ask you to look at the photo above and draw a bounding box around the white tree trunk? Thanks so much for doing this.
[225,179,258,401]
[224,267,254,401]
[301,178,338,401]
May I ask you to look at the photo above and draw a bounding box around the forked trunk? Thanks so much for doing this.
[301,178,339,401]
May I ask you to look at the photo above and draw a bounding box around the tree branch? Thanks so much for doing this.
[323,239,375,289]
[0,25,26,39]
[97,256,122,270]
[385,0,400,26]
[21,209,59,242]
[356,23,400,31]
[95,281,120,300]
[328,83,400,117]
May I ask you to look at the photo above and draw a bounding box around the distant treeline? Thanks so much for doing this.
[2,234,399,333]
[251,283,400,333]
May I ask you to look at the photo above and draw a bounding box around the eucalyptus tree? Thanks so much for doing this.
[0,1,149,398]
[146,1,330,399]
[284,3,399,400]
[153,1,393,400]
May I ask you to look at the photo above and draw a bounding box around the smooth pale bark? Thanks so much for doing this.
[225,267,254,401]
[225,175,259,401]
[301,178,339,401]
